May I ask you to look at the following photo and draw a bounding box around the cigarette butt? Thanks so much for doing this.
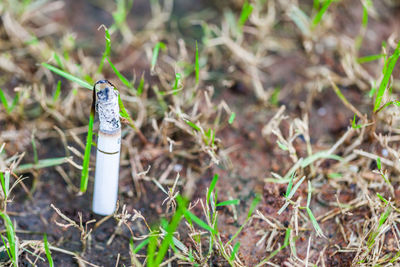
[92,131,121,215]
[92,80,121,216]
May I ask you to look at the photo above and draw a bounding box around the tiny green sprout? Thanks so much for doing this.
[376,157,382,170]
[185,120,201,132]
[374,41,400,112]
[270,87,281,106]
[327,172,342,179]
[151,42,166,72]
[285,172,295,198]
[137,73,145,96]
[352,114,362,129]
[53,81,62,103]
[238,1,253,28]
[207,174,219,206]
[367,205,392,249]
[205,129,215,146]
[312,0,333,27]
[24,36,39,46]
[228,112,236,124]
[172,73,182,95]
[53,52,65,70]
[0,88,19,115]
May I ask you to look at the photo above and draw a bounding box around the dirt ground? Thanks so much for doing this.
[1,0,400,266]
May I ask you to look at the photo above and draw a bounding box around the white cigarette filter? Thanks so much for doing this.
[92,80,121,216]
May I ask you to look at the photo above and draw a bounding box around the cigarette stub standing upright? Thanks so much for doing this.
[92,80,121,216]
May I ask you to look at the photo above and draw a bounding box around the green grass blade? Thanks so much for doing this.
[207,174,219,206]
[367,206,392,248]
[80,111,94,192]
[43,234,54,267]
[376,157,382,170]
[185,120,201,132]
[238,1,253,28]
[0,171,8,199]
[217,199,240,207]
[376,193,388,204]
[228,112,236,124]
[0,88,10,113]
[131,238,149,254]
[183,209,216,234]
[306,207,325,238]
[147,234,158,266]
[16,157,69,172]
[378,206,392,228]
[53,81,62,103]
[287,175,306,200]
[229,242,240,262]
[374,41,400,112]
[137,74,145,96]
[0,234,12,264]
[357,54,384,64]
[247,194,261,219]
[285,172,295,198]
[53,52,65,70]
[313,0,320,10]
[98,26,111,73]
[117,94,137,131]
[312,0,333,26]
[283,228,291,247]
[42,63,92,90]
[172,73,182,95]
[270,87,281,106]
[107,57,133,88]
[151,42,166,72]
[0,212,17,266]
[154,196,187,265]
